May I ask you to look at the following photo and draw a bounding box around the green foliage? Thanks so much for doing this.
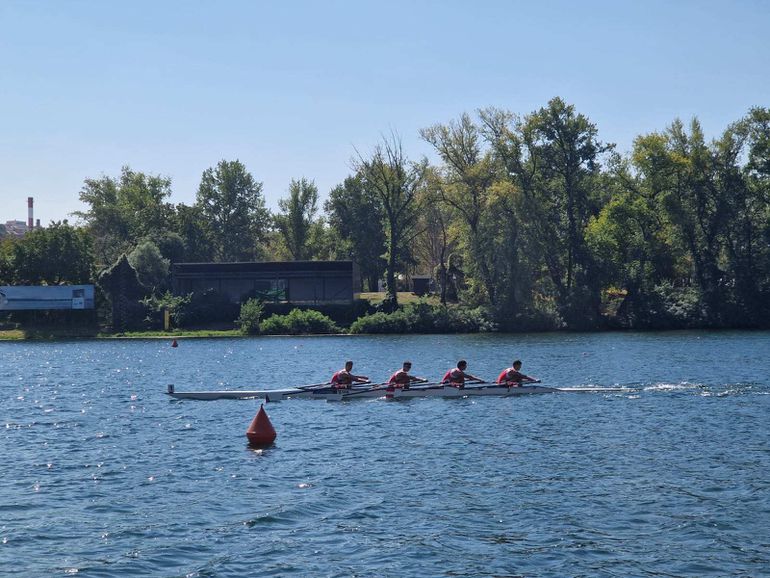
[479,99,611,328]
[75,167,173,266]
[616,282,703,330]
[325,175,387,291]
[353,134,427,305]
[196,159,270,261]
[128,240,170,292]
[237,298,264,335]
[141,291,192,329]
[0,239,14,284]
[259,308,341,335]
[9,221,93,285]
[274,178,320,260]
[7,100,770,333]
[97,254,147,331]
[350,300,495,334]
[172,203,215,262]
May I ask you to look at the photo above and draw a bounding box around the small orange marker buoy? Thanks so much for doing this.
[246,404,277,447]
[171,339,178,348]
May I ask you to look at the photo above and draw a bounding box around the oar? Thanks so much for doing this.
[339,381,390,398]
[407,381,445,390]
[294,382,334,391]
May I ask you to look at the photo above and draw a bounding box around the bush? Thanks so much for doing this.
[141,291,192,329]
[237,298,263,335]
[259,308,341,335]
[349,300,496,334]
[349,310,411,334]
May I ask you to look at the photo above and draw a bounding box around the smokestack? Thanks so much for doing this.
[27,197,33,229]
[36,219,40,228]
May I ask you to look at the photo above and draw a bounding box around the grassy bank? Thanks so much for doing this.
[0,326,242,341]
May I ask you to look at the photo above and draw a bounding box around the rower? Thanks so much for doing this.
[330,360,370,390]
[387,361,428,390]
[441,360,484,389]
[497,360,540,387]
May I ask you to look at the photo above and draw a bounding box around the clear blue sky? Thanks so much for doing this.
[1,0,768,224]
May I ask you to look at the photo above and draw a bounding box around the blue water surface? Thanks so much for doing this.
[1,332,769,577]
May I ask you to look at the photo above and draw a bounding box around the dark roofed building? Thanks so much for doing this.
[172,261,356,305]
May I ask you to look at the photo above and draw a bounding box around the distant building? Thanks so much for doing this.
[4,220,28,237]
[172,261,357,305]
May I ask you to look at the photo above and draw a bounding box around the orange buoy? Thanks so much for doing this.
[171,339,178,347]
[246,404,277,447]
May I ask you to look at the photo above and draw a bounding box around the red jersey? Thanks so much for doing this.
[331,370,352,387]
[442,368,464,386]
[388,370,410,385]
[497,368,524,384]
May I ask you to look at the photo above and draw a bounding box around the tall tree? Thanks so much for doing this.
[325,175,386,291]
[128,240,170,293]
[11,221,93,285]
[414,168,458,304]
[172,203,215,262]
[274,178,320,260]
[353,135,426,308]
[75,167,174,266]
[633,110,770,324]
[421,113,503,305]
[196,160,270,262]
[481,98,611,328]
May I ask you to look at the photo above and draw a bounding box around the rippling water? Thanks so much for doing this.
[2,332,769,577]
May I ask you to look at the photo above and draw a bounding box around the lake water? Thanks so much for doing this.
[2,332,769,577]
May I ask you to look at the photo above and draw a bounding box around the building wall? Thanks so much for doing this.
[172,261,354,304]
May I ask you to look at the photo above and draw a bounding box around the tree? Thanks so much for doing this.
[481,98,611,328]
[11,221,93,285]
[353,134,426,309]
[421,113,505,306]
[172,203,215,262]
[75,167,174,266]
[632,110,770,324]
[128,240,170,293]
[274,178,320,260]
[98,254,146,331]
[196,160,270,262]
[325,174,386,291]
[414,168,459,304]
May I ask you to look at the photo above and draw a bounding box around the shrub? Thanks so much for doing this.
[349,300,496,334]
[237,298,264,335]
[349,310,411,334]
[141,291,192,329]
[259,308,341,335]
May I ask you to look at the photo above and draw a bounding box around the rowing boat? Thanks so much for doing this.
[165,383,627,401]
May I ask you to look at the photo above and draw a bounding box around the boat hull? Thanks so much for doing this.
[166,384,626,401]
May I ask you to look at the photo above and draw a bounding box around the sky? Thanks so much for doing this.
[1,0,768,224]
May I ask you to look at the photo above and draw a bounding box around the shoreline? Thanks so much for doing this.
[3,326,770,342]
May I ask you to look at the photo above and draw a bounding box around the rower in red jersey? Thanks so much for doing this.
[496,360,540,387]
[330,360,370,390]
[387,361,428,390]
[441,360,485,389]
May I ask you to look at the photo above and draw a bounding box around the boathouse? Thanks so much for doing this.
[171,261,356,304]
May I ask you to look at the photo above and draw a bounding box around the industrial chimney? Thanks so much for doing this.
[27,197,33,229]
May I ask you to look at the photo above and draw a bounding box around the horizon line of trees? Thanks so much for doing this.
[2,97,769,331]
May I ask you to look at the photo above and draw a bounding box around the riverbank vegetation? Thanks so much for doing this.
[2,98,769,335]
